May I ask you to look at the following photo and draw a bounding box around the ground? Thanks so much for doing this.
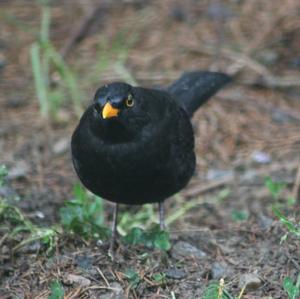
[1,1,300,298]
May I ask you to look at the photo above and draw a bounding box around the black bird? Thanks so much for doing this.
[71,71,230,255]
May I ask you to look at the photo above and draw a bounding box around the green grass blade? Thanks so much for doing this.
[30,43,49,118]
[40,5,50,45]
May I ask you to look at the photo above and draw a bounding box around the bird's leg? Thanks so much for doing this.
[108,203,119,259]
[159,201,165,230]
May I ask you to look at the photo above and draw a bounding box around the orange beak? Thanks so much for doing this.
[102,102,120,119]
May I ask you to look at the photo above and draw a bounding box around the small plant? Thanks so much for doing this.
[264,176,286,201]
[59,184,110,240]
[151,272,167,286]
[231,209,249,222]
[283,274,300,299]
[264,176,299,242]
[123,225,171,250]
[273,208,300,242]
[124,269,141,289]
[202,279,233,299]
[0,164,59,254]
[0,164,8,186]
[118,204,157,235]
[48,280,64,299]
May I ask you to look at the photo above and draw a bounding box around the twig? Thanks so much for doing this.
[190,46,300,89]
[60,3,105,58]
[96,267,110,287]
[182,177,233,198]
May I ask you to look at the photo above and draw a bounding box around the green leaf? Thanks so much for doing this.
[59,184,110,240]
[152,272,166,285]
[264,177,286,199]
[125,269,140,288]
[48,280,64,299]
[0,165,8,187]
[202,281,233,299]
[283,276,300,299]
[153,230,171,250]
[231,210,248,222]
[273,207,300,237]
[123,226,170,251]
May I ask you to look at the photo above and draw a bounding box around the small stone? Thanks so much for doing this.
[52,137,69,155]
[75,255,93,270]
[165,268,187,280]
[272,110,299,124]
[20,241,41,253]
[0,185,19,200]
[251,150,271,164]
[7,161,30,180]
[101,282,124,299]
[64,273,91,287]
[206,169,234,181]
[171,241,207,260]
[239,273,262,291]
[211,262,233,279]
[5,97,27,108]
[258,214,273,230]
[207,3,234,20]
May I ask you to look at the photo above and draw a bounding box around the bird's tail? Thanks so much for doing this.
[167,71,231,117]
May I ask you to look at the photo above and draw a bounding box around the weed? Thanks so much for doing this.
[273,208,300,242]
[231,209,249,222]
[124,269,141,289]
[264,176,286,201]
[264,177,299,242]
[0,200,59,254]
[123,225,171,250]
[0,164,8,186]
[202,279,233,299]
[0,164,59,254]
[31,3,82,120]
[59,183,110,240]
[48,280,64,299]
[118,204,156,235]
[151,272,167,286]
[283,274,300,299]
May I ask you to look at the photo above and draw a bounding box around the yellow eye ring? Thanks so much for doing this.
[125,95,134,107]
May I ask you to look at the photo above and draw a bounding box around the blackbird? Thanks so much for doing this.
[71,71,230,255]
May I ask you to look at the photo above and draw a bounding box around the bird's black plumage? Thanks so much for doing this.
[167,71,231,116]
[71,71,230,252]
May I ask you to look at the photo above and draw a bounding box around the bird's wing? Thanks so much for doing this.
[167,71,231,117]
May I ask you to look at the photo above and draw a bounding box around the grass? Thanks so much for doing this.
[123,225,171,250]
[31,4,82,120]
[2,160,298,298]
[264,177,300,299]
[1,163,171,254]
[0,196,59,255]
[1,165,59,254]
[283,274,300,299]
[59,183,110,240]
[31,4,139,121]
[264,176,299,242]
[202,279,234,299]
[48,280,64,299]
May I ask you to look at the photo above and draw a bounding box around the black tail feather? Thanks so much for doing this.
[167,71,231,117]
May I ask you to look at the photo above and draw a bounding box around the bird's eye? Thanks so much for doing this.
[94,103,101,113]
[125,94,134,107]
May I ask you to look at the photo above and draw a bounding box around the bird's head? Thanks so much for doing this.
[90,82,150,141]
[93,82,136,120]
